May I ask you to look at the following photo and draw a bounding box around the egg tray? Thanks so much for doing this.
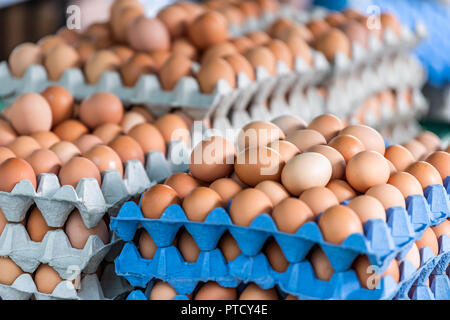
[0,222,122,279]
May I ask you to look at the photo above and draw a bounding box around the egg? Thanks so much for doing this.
[254,181,289,206]
[271,115,307,137]
[272,197,313,233]
[287,129,327,152]
[340,21,368,48]
[0,147,15,164]
[83,23,112,48]
[53,120,88,142]
[58,156,101,189]
[314,28,351,61]
[308,114,343,142]
[268,18,294,39]
[140,184,180,219]
[403,243,421,270]
[366,183,405,209]
[328,134,365,163]
[325,12,347,27]
[247,31,271,46]
[111,46,134,64]
[171,38,198,60]
[177,230,200,262]
[347,195,386,224]
[159,54,193,91]
[84,145,124,177]
[50,141,81,165]
[380,13,401,37]
[238,121,285,151]
[218,232,241,261]
[0,157,36,192]
[209,178,242,204]
[34,264,63,294]
[128,123,166,155]
[425,151,450,180]
[310,247,334,281]
[340,125,385,155]
[26,207,58,242]
[416,131,441,153]
[245,46,276,75]
[282,24,314,43]
[406,161,443,189]
[238,1,260,17]
[229,188,272,226]
[79,93,124,130]
[8,136,41,159]
[154,114,190,146]
[111,5,144,43]
[150,50,171,70]
[267,140,300,163]
[239,283,278,300]
[265,240,289,272]
[224,53,255,81]
[38,35,66,56]
[384,145,415,171]
[219,5,245,26]
[40,86,73,127]
[74,41,96,65]
[120,111,146,133]
[281,152,332,196]
[342,9,365,20]
[416,227,439,256]
[201,42,237,64]
[120,53,156,87]
[266,39,293,70]
[230,36,254,54]
[182,187,223,222]
[197,57,236,94]
[8,42,43,77]
[431,220,450,239]
[126,17,170,52]
[190,136,236,182]
[346,151,390,193]
[65,209,109,248]
[0,119,17,146]
[163,173,198,199]
[56,26,81,45]
[149,281,178,300]
[299,186,339,217]
[0,257,23,288]
[387,172,424,198]
[93,123,123,144]
[25,149,61,176]
[74,134,103,154]
[318,205,363,244]
[354,255,399,289]
[188,11,229,50]
[109,135,145,165]
[44,44,79,81]
[7,93,52,135]
[84,50,121,84]
[402,140,427,160]
[306,145,346,180]
[195,282,237,300]
[138,230,157,259]
[157,5,189,38]
[326,179,357,202]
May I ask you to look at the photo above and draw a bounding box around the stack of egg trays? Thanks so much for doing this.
[110,175,449,300]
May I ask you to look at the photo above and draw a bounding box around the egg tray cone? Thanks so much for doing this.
[0,223,122,278]
[116,234,449,300]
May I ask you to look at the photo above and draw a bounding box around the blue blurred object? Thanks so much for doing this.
[315,0,450,87]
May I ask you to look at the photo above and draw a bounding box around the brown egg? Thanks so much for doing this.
[25,149,61,176]
[84,145,124,177]
[310,247,334,281]
[111,5,144,43]
[387,172,423,198]
[209,178,242,205]
[74,134,103,154]
[8,42,43,78]
[366,184,405,209]
[171,38,198,60]
[306,145,346,180]
[53,120,88,142]
[120,111,146,134]
[348,195,386,224]
[416,228,439,256]
[403,243,421,270]
[44,44,79,81]
[407,161,443,189]
[231,36,254,54]
[431,220,450,239]
[325,12,347,27]
[65,209,109,248]
[342,9,365,20]
[239,283,278,300]
[31,131,61,149]
[56,26,81,44]
[282,24,314,43]
[416,131,441,153]
[402,140,427,161]
[380,13,401,37]
[50,141,81,165]
[126,17,170,52]
[83,23,112,47]
[58,156,101,188]
[219,232,241,261]
[177,230,200,262]
[354,255,399,289]
[245,46,276,75]
[140,184,180,219]
[326,179,357,202]
[197,58,236,93]
[190,136,236,183]
[272,197,313,233]
[307,19,331,40]
[120,53,156,87]
[384,145,415,172]
[40,86,73,128]
[195,282,237,300]
[128,123,166,155]
[188,11,228,50]
[182,187,223,221]
[238,1,260,17]
[267,140,300,163]
[271,115,307,137]
[0,119,17,146]
[308,114,343,142]
[8,136,41,159]
[266,39,293,70]
[328,134,365,163]
[164,173,199,199]
[346,151,390,193]
[157,5,189,38]
[229,188,272,226]
[281,152,332,196]
[150,50,171,70]
[0,147,15,164]
[26,207,58,242]
[154,114,190,146]
[299,187,339,217]
[110,46,134,64]
[149,281,178,300]
[340,21,368,48]
[34,264,63,294]
[6,93,52,135]
[238,121,285,151]
[219,5,245,26]
[340,125,385,155]
[109,135,145,165]
[84,50,121,84]
[201,42,237,64]
[426,151,450,180]
[265,240,289,272]
[93,123,123,144]
[159,54,193,91]
[255,181,289,206]
[138,230,157,259]
[224,53,255,81]
[268,18,294,39]
[247,31,271,46]
[318,205,363,244]
[74,41,96,66]
[79,93,124,130]
[314,28,351,61]
[287,129,327,152]
[0,257,23,285]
